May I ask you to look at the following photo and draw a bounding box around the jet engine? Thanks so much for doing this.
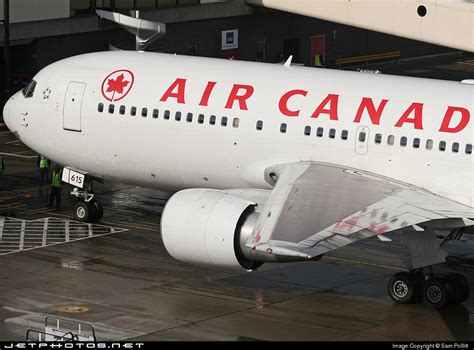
[160,189,264,269]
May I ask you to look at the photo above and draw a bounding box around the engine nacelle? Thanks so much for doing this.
[161,189,263,269]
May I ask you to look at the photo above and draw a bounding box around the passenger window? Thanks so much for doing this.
[164,110,170,120]
[304,126,311,136]
[119,105,126,115]
[210,115,216,125]
[187,112,193,123]
[400,136,407,147]
[341,130,348,140]
[175,111,181,121]
[316,127,323,137]
[413,138,420,149]
[98,103,104,113]
[141,108,148,117]
[466,144,472,154]
[358,132,366,142]
[280,123,287,133]
[131,106,137,116]
[374,134,382,144]
[439,141,446,151]
[153,109,159,118]
[426,139,433,150]
[108,104,115,114]
[452,142,459,153]
[329,129,336,139]
[387,135,395,146]
[233,118,239,128]
[256,120,263,130]
[198,114,205,124]
[221,116,228,126]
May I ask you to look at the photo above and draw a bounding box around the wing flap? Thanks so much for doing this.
[246,162,474,259]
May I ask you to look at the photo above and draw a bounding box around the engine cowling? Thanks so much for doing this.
[161,189,263,269]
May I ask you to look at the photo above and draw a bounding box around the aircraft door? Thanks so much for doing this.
[355,126,369,154]
[63,81,86,132]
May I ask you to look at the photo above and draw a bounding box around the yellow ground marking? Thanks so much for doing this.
[325,256,403,271]
[102,220,160,233]
[0,203,27,210]
[58,306,89,313]
[0,202,20,207]
[126,219,160,227]
[28,211,74,220]
[22,207,56,215]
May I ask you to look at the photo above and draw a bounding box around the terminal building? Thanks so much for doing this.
[0,0,460,112]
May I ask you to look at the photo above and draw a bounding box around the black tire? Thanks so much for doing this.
[444,273,470,304]
[458,274,471,303]
[91,200,104,221]
[74,202,92,222]
[422,277,449,309]
[388,272,417,304]
[409,270,424,303]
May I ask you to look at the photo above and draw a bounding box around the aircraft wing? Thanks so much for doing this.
[247,0,474,52]
[246,162,474,259]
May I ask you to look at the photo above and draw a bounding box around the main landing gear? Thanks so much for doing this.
[388,269,470,309]
[389,227,471,309]
[71,187,104,223]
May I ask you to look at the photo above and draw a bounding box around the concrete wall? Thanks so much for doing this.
[0,0,70,24]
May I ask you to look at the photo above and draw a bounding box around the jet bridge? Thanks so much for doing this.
[96,9,166,51]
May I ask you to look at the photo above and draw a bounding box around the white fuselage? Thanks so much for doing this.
[3,51,474,206]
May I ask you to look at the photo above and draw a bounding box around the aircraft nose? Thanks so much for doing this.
[2,98,11,129]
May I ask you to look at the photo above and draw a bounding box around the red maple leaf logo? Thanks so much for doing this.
[107,74,129,95]
[101,70,134,102]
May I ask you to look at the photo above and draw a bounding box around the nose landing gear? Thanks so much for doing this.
[61,167,104,223]
[71,188,104,223]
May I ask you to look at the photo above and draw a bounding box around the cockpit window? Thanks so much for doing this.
[22,80,37,98]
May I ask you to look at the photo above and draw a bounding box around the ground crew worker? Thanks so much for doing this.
[47,165,62,208]
[314,54,323,67]
[37,155,50,188]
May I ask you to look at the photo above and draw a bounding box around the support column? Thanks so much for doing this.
[131,10,140,51]
[3,0,10,107]
[90,0,97,14]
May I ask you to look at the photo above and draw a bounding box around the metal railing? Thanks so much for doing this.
[26,316,96,342]
[26,329,77,342]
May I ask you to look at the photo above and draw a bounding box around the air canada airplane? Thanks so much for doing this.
[3,51,474,309]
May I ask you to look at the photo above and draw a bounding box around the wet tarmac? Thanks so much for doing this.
[2,54,474,341]
[2,130,474,341]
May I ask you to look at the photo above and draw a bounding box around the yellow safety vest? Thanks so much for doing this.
[39,156,48,169]
[314,54,323,67]
[51,171,61,188]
